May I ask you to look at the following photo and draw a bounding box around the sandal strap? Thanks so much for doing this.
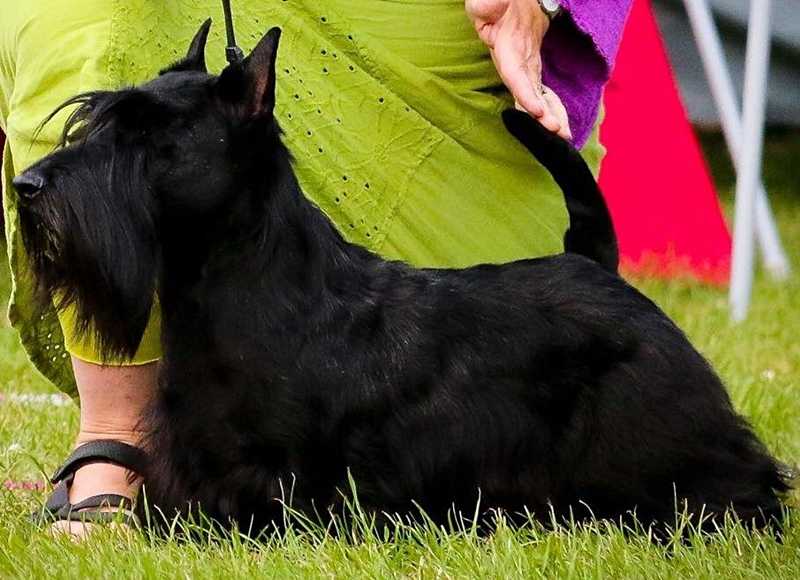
[50,440,147,484]
[33,483,140,527]
[31,440,147,527]
[70,493,134,512]
[61,511,139,526]
[56,507,140,527]
[43,476,73,514]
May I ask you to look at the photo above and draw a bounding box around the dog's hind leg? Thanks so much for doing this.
[502,109,619,273]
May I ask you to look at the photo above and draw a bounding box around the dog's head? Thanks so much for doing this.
[13,20,283,359]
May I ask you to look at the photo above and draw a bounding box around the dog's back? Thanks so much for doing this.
[501,112,789,529]
[502,110,619,273]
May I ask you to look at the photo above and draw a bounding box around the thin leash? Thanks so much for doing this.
[221,0,244,64]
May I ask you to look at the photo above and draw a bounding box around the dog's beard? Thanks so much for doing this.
[18,192,71,303]
[17,152,159,362]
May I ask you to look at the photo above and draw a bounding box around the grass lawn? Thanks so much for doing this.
[0,133,798,578]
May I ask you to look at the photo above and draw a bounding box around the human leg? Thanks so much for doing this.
[49,357,158,537]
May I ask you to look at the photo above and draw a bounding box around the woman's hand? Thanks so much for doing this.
[466,0,572,140]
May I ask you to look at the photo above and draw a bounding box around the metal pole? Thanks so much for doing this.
[683,0,789,279]
[729,0,772,321]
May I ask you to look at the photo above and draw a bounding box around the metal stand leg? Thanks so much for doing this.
[683,0,789,282]
[754,189,788,277]
[729,0,772,321]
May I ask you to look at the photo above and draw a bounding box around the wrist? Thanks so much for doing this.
[536,0,562,21]
[529,0,551,37]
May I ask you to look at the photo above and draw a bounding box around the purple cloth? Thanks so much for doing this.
[541,1,633,147]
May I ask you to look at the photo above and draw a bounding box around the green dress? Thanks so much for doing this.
[0,0,604,398]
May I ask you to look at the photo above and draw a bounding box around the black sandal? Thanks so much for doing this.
[32,440,147,527]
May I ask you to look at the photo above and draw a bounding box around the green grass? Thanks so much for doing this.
[0,134,798,578]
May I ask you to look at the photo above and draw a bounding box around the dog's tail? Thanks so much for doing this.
[502,109,619,273]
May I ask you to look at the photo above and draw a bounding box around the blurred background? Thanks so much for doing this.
[655,0,799,127]
[596,0,797,291]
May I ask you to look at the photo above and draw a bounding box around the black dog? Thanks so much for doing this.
[14,22,789,534]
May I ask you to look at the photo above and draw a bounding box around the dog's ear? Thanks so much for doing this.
[217,27,281,119]
[160,18,212,75]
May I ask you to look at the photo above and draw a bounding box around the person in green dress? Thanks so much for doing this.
[0,0,630,535]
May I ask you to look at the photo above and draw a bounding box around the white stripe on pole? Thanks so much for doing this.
[730,0,772,321]
[683,0,789,280]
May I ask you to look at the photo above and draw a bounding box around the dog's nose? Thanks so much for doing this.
[12,172,46,200]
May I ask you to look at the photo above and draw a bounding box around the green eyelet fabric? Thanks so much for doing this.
[1,0,604,397]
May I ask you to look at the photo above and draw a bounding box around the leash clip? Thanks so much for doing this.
[226,46,245,64]
[222,0,245,64]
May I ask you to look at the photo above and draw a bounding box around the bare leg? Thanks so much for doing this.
[52,356,158,537]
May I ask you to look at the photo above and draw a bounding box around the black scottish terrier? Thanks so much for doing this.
[14,22,790,534]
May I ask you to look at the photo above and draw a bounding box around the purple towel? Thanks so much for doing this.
[542,1,634,147]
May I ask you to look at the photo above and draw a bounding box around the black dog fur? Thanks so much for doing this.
[15,22,790,534]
